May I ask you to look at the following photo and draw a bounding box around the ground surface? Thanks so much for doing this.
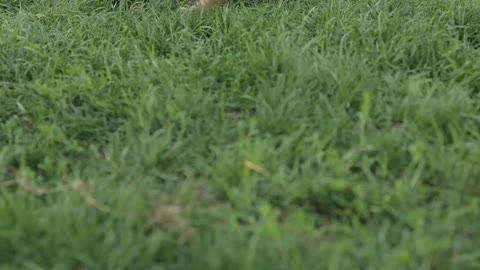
[1,0,480,269]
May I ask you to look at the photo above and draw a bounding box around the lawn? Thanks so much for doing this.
[1,0,480,269]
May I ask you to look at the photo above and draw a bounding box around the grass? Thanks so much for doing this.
[1,0,480,268]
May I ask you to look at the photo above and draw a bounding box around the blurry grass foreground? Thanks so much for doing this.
[1,0,480,269]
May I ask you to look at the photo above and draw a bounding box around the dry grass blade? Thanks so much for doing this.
[244,160,270,176]
[70,180,127,219]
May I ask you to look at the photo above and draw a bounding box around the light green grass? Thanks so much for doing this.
[1,0,480,269]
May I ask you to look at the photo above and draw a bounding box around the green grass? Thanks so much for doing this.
[1,0,480,268]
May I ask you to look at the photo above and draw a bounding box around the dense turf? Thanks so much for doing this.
[1,0,480,268]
